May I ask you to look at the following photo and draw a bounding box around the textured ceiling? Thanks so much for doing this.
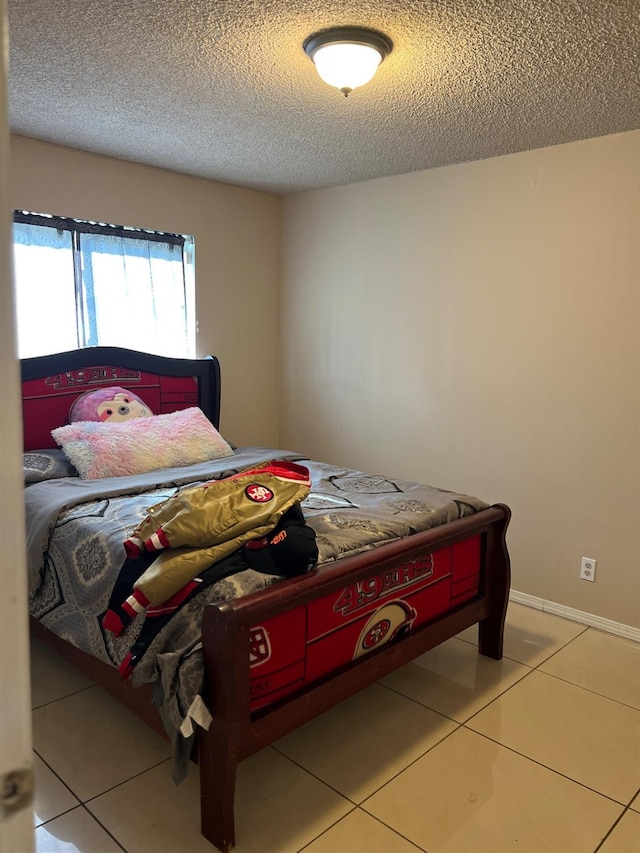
[7,0,640,195]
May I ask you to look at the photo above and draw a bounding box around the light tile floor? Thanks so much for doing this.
[32,603,640,852]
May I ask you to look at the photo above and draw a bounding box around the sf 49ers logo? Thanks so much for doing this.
[246,484,274,502]
[363,618,391,649]
[353,600,417,659]
[249,626,271,666]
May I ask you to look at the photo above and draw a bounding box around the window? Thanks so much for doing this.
[12,211,195,359]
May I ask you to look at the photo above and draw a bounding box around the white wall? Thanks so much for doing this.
[9,136,282,448]
[281,131,640,628]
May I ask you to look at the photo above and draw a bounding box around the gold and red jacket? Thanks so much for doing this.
[122,459,311,607]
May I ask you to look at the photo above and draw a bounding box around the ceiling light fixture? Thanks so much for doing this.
[304,27,392,97]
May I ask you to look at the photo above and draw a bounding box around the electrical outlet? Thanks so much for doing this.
[580,557,596,582]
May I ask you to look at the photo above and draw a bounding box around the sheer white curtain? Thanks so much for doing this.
[12,219,195,359]
[13,222,79,357]
[80,232,193,358]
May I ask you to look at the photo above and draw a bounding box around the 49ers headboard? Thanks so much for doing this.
[21,347,221,451]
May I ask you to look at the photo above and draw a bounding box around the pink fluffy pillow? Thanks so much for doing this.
[52,407,234,479]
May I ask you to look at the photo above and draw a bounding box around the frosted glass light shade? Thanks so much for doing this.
[312,42,382,92]
[304,27,392,96]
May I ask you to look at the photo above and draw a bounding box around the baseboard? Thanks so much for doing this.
[509,589,640,643]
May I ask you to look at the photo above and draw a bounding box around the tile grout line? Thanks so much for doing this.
[34,743,174,824]
[516,625,640,714]
[592,804,635,853]
[34,802,127,852]
[443,665,537,729]
[31,682,96,712]
[82,757,173,806]
[533,667,640,713]
[293,804,427,853]
[457,626,640,716]
[294,805,358,852]
[78,803,128,852]
[358,724,463,807]
[525,625,590,672]
[461,726,633,809]
[268,744,361,806]
[34,803,82,830]
[32,747,82,809]
[271,721,464,814]
[352,809,430,853]
[457,621,590,669]
[379,659,535,729]
[376,678,486,722]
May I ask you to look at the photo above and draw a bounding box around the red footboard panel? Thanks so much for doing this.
[248,535,481,711]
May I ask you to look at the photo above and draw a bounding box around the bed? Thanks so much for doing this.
[22,346,511,852]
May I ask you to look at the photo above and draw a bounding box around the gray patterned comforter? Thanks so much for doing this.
[26,446,487,778]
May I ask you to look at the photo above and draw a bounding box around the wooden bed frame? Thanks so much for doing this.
[22,346,511,852]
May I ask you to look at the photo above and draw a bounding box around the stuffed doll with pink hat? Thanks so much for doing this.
[69,386,154,423]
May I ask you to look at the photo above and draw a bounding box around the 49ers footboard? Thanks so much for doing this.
[199,502,511,852]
